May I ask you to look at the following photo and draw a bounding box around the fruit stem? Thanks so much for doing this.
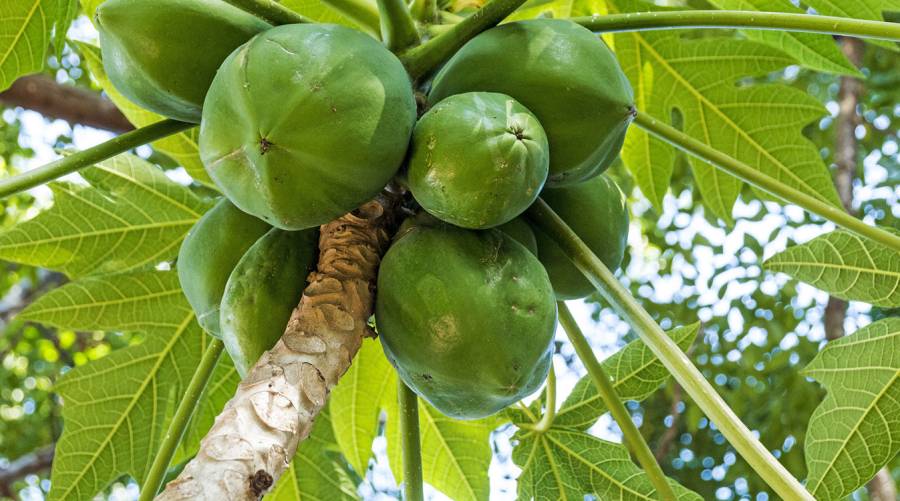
[522,364,557,433]
[0,119,194,200]
[377,0,421,51]
[400,0,528,79]
[409,0,438,24]
[220,0,311,25]
[321,0,383,37]
[633,112,900,253]
[573,10,900,42]
[526,199,814,501]
[139,340,224,501]
[398,379,424,501]
[557,302,677,501]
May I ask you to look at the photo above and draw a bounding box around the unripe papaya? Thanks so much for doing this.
[498,217,538,256]
[428,19,635,187]
[220,228,319,376]
[408,92,549,229]
[177,199,271,336]
[532,174,629,300]
[96,0,269,123]
[200,24,417,230]
[376,225,556,419]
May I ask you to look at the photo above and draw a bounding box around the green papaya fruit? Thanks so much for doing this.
[399,210,538,255]
[200,24,417,230]
[428,19,635,187]
[96,0,270,123]
[532,174,629,300]
[498,217,538,256]
[177,199,270,337]
[220,228,319,376]
[376,225,556,419]
[408,92,549,229]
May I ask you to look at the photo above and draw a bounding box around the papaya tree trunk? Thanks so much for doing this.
[157,194,399,500]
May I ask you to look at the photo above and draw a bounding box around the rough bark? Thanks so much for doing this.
[824,37,898,499]
[0,444,55,498]
[157,195,399,500]
[0,75,133,133]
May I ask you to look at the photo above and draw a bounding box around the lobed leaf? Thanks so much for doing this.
[765,230,900,308]
[611,0,841,220]
[0,153,209,277]
[803,318,900,500]
[0,0,74,91]
[707,0,860,76]
[513,427,702,500]
[551,323,699,430]
[19,270,220,500]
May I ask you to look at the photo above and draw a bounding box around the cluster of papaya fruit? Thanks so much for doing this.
[98,0,633,418]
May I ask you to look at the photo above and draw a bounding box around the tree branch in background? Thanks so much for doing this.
[824,37,898,501]
[654,382,683,463]
[0,444,55,498]
[0,75,133,133]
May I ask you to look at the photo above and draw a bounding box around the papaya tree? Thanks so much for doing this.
[0,0,898,500]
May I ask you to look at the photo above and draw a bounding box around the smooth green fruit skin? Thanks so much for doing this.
[220,228,318,377]
[428,19,635,187]
[533,174,629,300]
[178,199,271,337]
[498,217,538,256]
[376,225,557,419]
[96,0,269,123]
[408,92,549,229]
[200,24,417,230]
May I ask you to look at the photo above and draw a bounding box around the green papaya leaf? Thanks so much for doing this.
[267,406,359,501]
[331,339,495,501]
[19,270,217,501]
[507,0,605,21]
[281,0,373,30]
[611,0,841,220]
[77,42,213,186]
[765,230,900,308]
[550,323,699,430]
[707,0,860,76]
[0,153,209,277]
[0,0,74,91]
[803,318,900,500]
[513,427,703,500]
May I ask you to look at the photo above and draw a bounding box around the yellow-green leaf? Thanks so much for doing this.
[765,230,900,308]
[803,318,900,500]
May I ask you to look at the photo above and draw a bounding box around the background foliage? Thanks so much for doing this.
[0,0,897,500]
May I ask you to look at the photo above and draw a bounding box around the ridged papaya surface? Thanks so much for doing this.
[376,224,556,419]
[408,92,549,229]
[200,24,417,230]
[220,228,319,376]
[177,199,270,337]
[429,19,635,187]
[96,0,269,122]
[533,174,630,299]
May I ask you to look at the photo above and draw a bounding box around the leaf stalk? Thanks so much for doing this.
[377,0,421,51]
[526,199,813,501]
[221,0,310,24]
[400,0,528,78]
[633,113,900,253]
[140,340,224,501]
[398,380,424,501]
[0,119,194,200]
[557,302,677,501]
[573,10,900,42]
